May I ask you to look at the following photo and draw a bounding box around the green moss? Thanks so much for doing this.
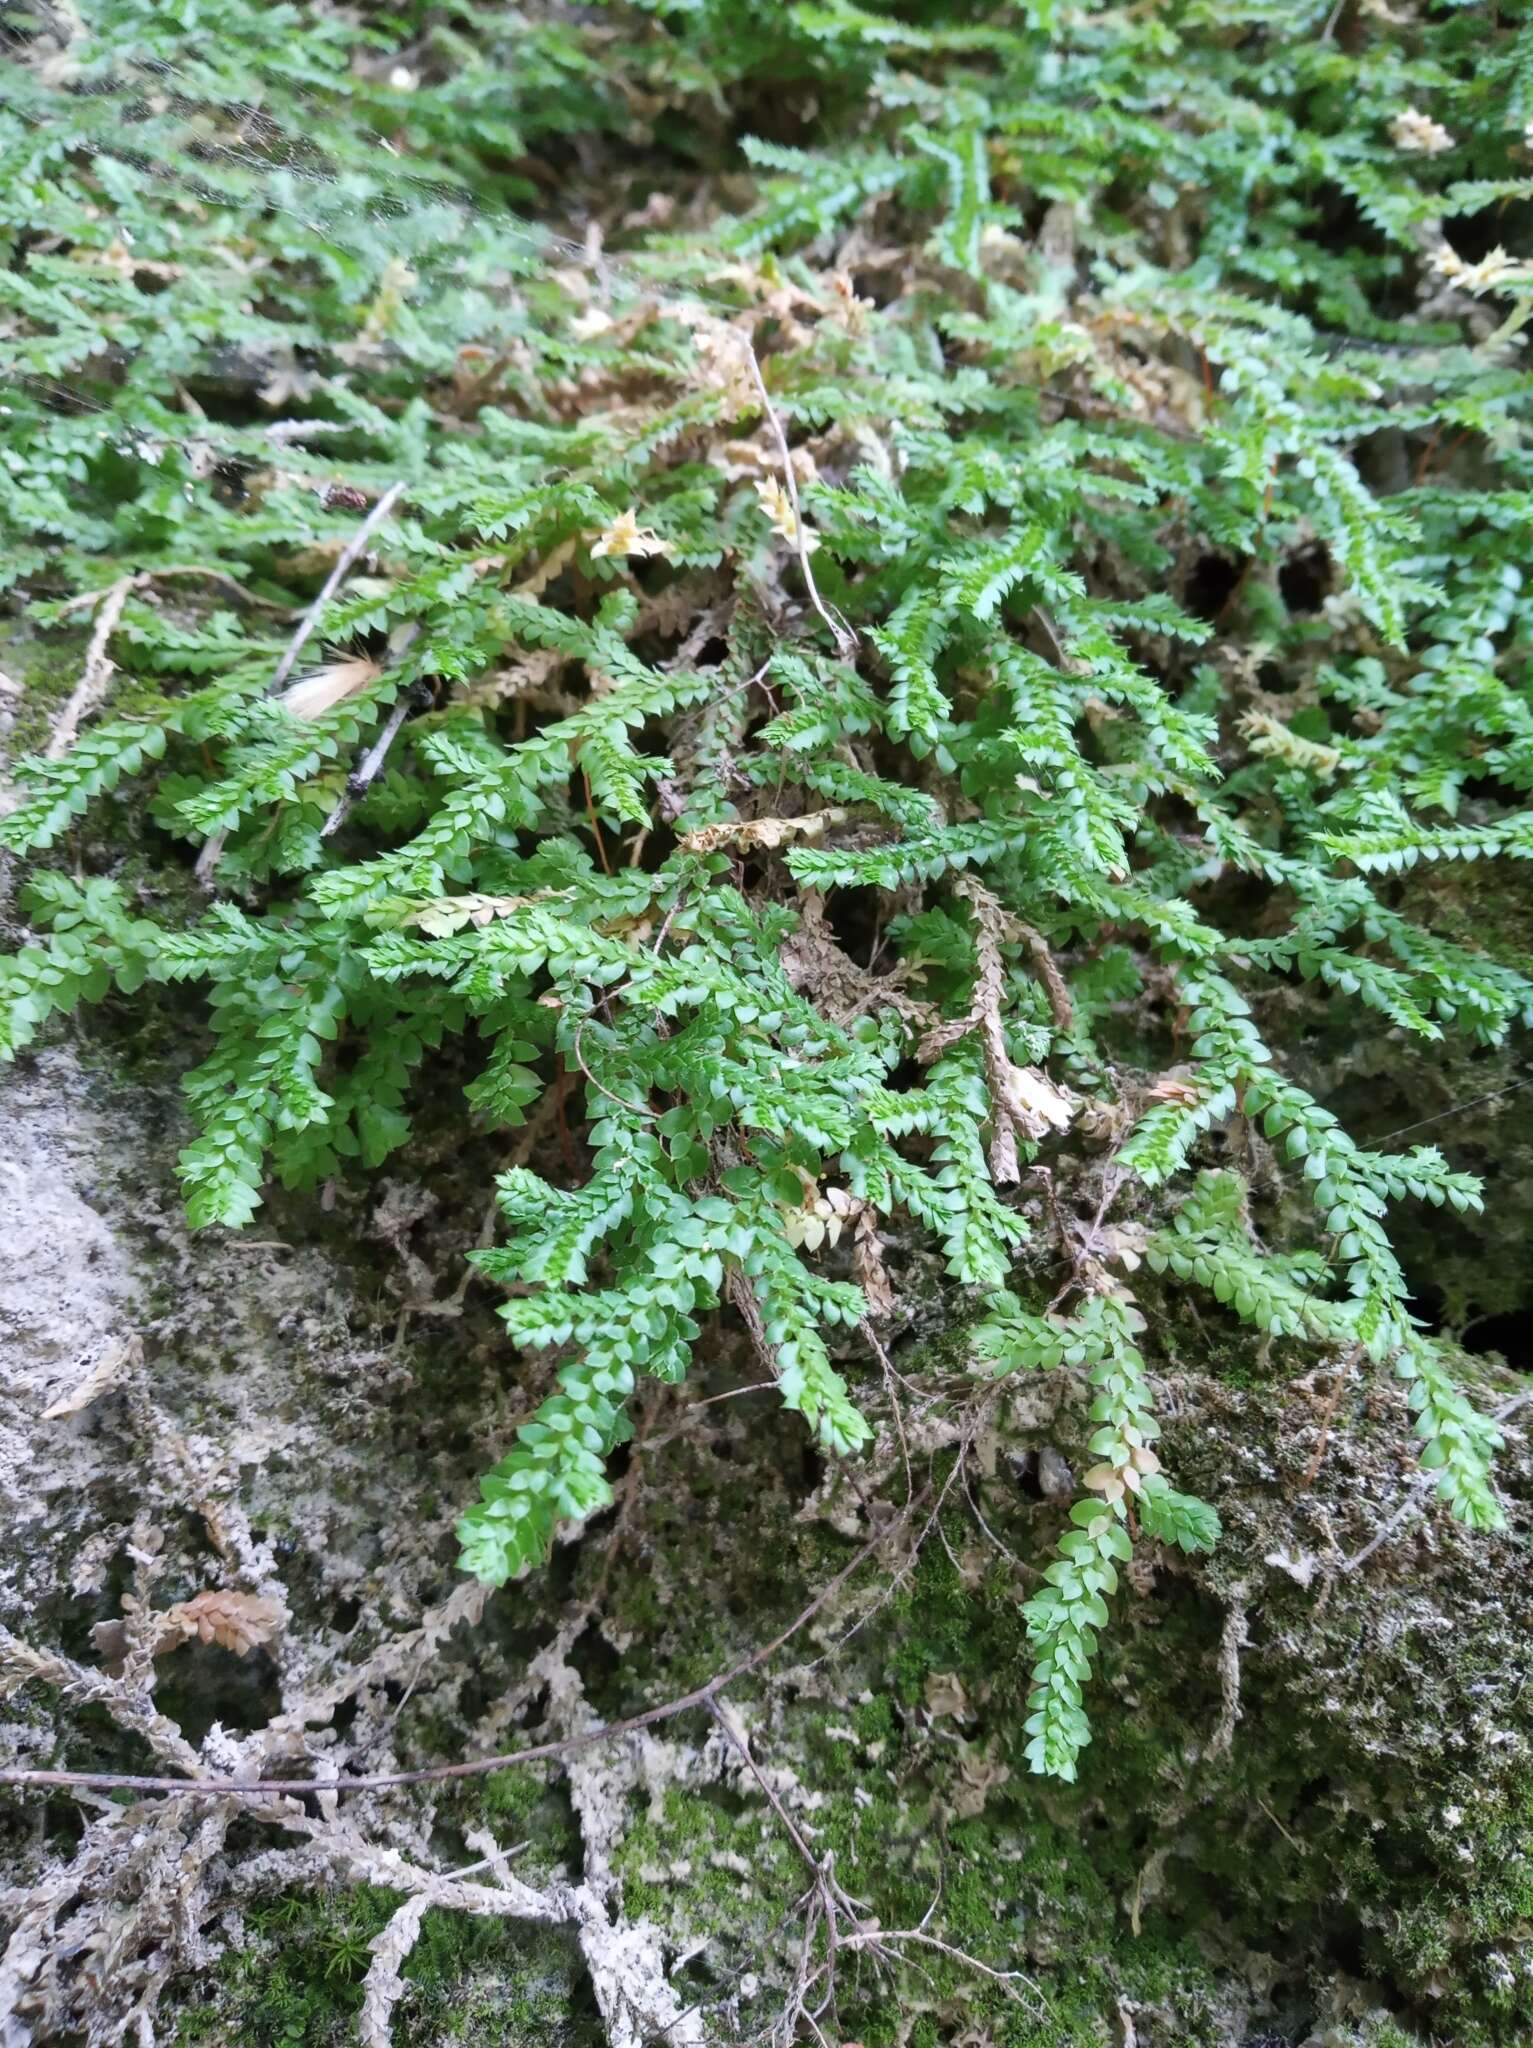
[614,1780,798,1932]
[1357,2025,1431,2048]
[850,1693,895,1744]
[172,1885,391,2047]
[886,1516,1031,1707]
[1,623,90,763]
[173,1882,597,2048]
[1343,1771,1533,2043]
[588,1514,1248,2047]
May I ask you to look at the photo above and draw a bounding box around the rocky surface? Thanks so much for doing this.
[1,1009,1531,2047]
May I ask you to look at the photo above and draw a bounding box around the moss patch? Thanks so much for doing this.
[174,1885,599,2048]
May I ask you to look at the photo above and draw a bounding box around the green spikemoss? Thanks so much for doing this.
[6,3,1533,2035]
[5,0,1530,1776]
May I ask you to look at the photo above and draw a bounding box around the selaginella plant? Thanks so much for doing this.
[3,0,1531,1781]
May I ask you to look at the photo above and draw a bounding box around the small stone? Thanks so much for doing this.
[924,1670,971,1719]
[1037,1445,1075,1499]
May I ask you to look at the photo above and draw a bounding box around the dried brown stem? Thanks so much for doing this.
[0,1492,924,1801]
[319,671,425,839]
[269,480,406,697]
[742,341,856,660]
[1015,919,1074,1031]
[49,562,297,760]
[46,575,134,759]
[196,481,406,884]
[1341,1388,1533,1573]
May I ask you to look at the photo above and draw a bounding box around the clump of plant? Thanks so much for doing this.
[3,0,1531,1781]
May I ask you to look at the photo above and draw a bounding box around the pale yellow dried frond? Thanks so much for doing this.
[589,508,673,560]
[279,657,381,721]
[1391,107,1454,156]
[754,476,819,553]
[1433,244,1528,294]
[678,805,847,855]
[1239,709,1342,780]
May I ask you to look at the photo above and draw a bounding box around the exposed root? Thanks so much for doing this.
[706,1695,1051,2045]
[1204,1587,1250,1761]
[359,1894,430,2048]
[527,1633,707,2048]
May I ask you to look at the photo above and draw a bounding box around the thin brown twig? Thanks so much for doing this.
[639,1884,817,2045]
[1030,605,1069,667]
[0,1491,926,1801]
[807,1394,991,1672]
[47,574,135,759]
[1015,921,1074,1032]
[706,1699,822,1873]
[742,341,856,661]
[569,1014,660,1121]
[861,1319,914,1507]
[640,1380,780,1454]
[710,1699,872,2042]
[1340,1390,1533,1574]
[960,1463,1038,1581]
[726,1267,779,1387]
[581,769,615,877]
[47,566,285,759]
[263,417,358,445]
[1362,1070,1531,1149]
[319,670,426,840]
[717,1675,1052,2041]
[269,480,406,697]
[649,893,687,956]
[194,482,407,885]
[1297,1345,1360,1491]
[838,1927,1046,2004]
[54,564,287,619]
[1255,1794,1302,1851]
[1047,1163,1126,1315]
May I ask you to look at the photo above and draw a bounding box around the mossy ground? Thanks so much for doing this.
[3,970,1531,2045]
[0,624,87,764]
[6,3,1533,2039]
[172,1886,599,2047]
